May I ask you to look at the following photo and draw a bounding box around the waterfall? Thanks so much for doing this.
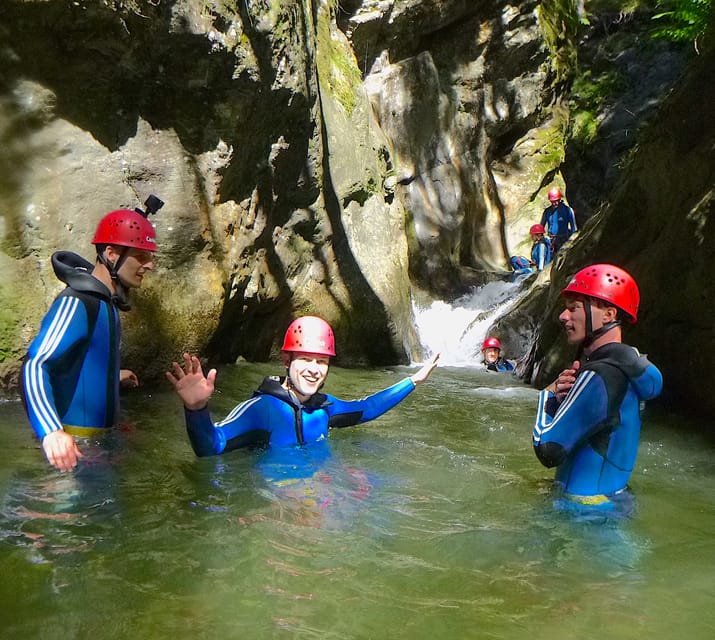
[412,280,524,367]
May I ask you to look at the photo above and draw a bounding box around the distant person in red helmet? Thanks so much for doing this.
[532,264,662,507]
[480,337,515,372]
[540,187,577,254]
[21,196,163,472]
[529,223,552,271]
[167,315,440,456]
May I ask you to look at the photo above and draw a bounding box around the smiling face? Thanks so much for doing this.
[283,351,330,402]
[482,347,500,364]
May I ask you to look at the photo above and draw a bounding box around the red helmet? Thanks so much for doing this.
[530,224,546,235]
[482,337,502,351]
[548,187,562,202]
[562,264,640,322]
[281,316,336,356]
[92,209,157,252]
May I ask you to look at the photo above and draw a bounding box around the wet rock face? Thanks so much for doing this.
[0,0,416,384]
[0,0,552,386]
[0,0,707,422]
[358,1,552,287]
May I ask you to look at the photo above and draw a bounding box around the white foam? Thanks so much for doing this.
[413,280,522,367]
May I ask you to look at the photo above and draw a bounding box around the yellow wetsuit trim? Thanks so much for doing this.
[63,425,109,437]
[565,493,610,505]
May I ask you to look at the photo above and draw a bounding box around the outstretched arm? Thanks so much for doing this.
[166,353,217,410]
[328,353,441,428]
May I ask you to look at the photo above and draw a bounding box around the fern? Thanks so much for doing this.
[652,0,713,46]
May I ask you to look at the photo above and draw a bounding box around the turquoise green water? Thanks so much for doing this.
[1,363,714,639]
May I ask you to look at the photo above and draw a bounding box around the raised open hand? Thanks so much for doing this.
[410,352,440,386]
[166,353,217,411]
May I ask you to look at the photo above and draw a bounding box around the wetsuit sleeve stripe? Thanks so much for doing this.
[537,371,596,438]
[23,296,82,439]
[533,371,597,443]
[216,396,262,427]
[186,396,267,456]
[532,389,552,443]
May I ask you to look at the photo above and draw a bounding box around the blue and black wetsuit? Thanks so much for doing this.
[21,251,122,440]
[485,358,515,373]
[185,375,416,456]
[531,237,552,271]
[540,202,577,253]
[532,343,662,500]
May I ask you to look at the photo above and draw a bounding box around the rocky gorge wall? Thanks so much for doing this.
[0,0,711,420]
[0,0,560,387]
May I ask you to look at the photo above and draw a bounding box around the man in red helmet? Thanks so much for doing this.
[481,337,515,372]
[532,264,662,507]
[21,199,161,472]
[540,187,577,255]
[167,315,440,456]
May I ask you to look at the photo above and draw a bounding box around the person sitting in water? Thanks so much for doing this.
[532,264,663,504]
[166,315,440,456]
[481,337,515,372]
[509,255,533,279]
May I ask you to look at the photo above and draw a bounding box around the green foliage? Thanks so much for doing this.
[568,70,626,144]
[537,0,586,84]
[316,5,363,116]
[585,0,651,12]
[652,0,713,46]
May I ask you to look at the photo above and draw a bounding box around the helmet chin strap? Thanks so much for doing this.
[582,299,621,351]
[97,248,132,311]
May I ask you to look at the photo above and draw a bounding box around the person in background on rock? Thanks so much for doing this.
[21,196,163,472]
[529,224,552,271]
[167,315,440,457]
[532,264,662,509]
[540,187,577,255]
[509,255,532,278]
[481,337,515,372]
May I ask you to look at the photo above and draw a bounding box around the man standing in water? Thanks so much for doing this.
[22,198,162,472]
[540,187,577,255]
[167,315,439,456]
[532,264,662,504]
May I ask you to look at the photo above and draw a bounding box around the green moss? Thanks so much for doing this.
[586,0,651,12]
[0,285,23,361]
[316,5,363,116]
[568,69,626,145]
[537,0,585,84]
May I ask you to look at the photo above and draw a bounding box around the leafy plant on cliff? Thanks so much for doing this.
[538,0,588,85]
[652,0,713,50]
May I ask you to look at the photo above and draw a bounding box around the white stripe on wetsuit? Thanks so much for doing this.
[215,396,262,427]
[533,370,596,441]
[25,296,81,437]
